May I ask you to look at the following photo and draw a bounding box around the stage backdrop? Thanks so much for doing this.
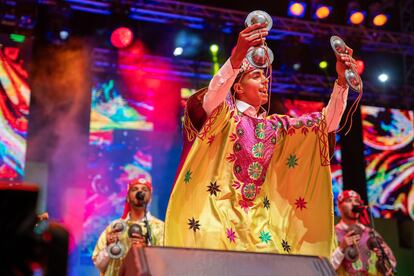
[80,44,185,265]
[361,105,414,221]
[0,35,32,181]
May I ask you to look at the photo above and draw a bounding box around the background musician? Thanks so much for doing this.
[332,190,397,275]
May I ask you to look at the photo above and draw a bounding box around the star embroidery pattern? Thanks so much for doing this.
[263,196,270,210]
[188,217,201,232]
[226,228,237,243]
[286,154,299,168]
[281,239,291,253]
[184,170,192,183]
[207,135,215,145]
[259,230,272,244]
[207,181,221,196]
[295,197,307,210]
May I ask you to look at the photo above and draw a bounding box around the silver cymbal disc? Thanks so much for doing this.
[245,10,273,31]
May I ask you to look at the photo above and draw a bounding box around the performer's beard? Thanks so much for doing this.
[342,206,359,221]
[130,201,146,211]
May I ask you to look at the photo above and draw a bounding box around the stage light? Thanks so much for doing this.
[45,3,71,45]
[59,30,69,40]
[9,34,26,43]
[349,11,365,25]
[288,1,307,18]
[347,2,366,25]
[369,2,389,27]
[18,15,35,29]
[373,14,388,26]
[174,30,202,57]
[378,73,388,83]
[315,5,331,19]
[209,44,220,73]
[319,60,328,70]
[210,44,219,54]
[110,27,133,49]
[293,63,301,71]
[173,47,183,56]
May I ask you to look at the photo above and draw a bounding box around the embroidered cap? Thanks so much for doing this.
[338,190,363,204]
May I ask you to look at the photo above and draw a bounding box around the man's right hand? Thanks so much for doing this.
[130,233,147,248]
[339,230,360,251]
[230,23,269,69]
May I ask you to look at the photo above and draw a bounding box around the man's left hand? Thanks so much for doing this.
[373,243,391,258]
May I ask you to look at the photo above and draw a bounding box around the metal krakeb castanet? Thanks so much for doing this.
[245,10,274,69]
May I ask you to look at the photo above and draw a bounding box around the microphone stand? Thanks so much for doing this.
[136,192,153,246]
[143,201,152,246]
[366,205,396,275]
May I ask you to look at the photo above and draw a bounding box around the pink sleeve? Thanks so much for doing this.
[202,58,240,115]
[324,81,349,132]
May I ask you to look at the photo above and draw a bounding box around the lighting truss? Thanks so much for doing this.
[31,0,414,56]
[400,0,414,85]
[92,48,414,109]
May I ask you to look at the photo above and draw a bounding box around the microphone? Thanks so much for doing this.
[136,191,145,201]
[134,190,152,245]
[352,205,368,213]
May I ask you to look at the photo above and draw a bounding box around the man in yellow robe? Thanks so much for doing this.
[165,22,356,259]
[92,179,164,276]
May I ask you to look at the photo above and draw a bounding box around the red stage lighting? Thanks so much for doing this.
[111,27,133,49]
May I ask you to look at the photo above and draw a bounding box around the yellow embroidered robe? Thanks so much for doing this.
[165,89,336,258]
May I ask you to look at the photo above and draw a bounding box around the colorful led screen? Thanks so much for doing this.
[0,37,31,181]
[81,75,154,258]
[362,106,414,220]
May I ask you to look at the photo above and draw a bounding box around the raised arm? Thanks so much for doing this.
[325,46,357,132]
[202,23,269,116]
